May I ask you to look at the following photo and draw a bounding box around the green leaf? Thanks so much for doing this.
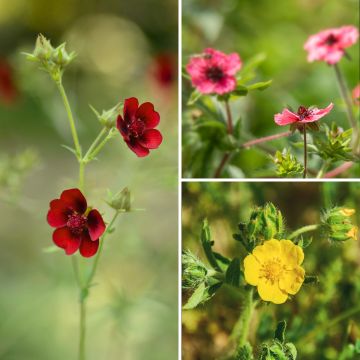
[42,245,61,253]
[304,275,319,284]
[225,258,241,287]
[188,90,202,105]
[274,320,287,343]
[247,80,272,91]
[231,85,249,97]
[61,144,78,156]
[201,219,222,271]
[183,282,207,309]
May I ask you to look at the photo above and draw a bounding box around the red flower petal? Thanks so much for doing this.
[138,129,163,149]
[125,139,150,157]
[87,209,106,241]
[124,97,139,122]
[47,199,71,228]
[79,234,99,258]
[116,115,129,140]
[136,102,160,129]
[60,188,87,214]
[53,227,81,255]
[274,109,299,126]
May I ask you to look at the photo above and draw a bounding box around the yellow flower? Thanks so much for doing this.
[347,226,358,240]
[340,208,356,217]
[244,239,305,304]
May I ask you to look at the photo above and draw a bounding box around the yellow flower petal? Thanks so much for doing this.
[340,208,355,216]
[257,279,288,304]
[347,226,358,240]
[253,239,281,262]
[244,254,261,286]
[279,266,305,295]
[280,240,304,265]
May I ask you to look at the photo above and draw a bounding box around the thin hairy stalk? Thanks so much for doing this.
[87,129,116,160]
[323,161,353,178]
[225,100,233,134]
[298,303,360,346]
[231,289,255,348]
[56,81,82,158]
[241,131,292,148]
[77,210,121,360]
[333,64,359,149]
[303,126,308,179]
[83,128,108,163]
[288,224,320,240]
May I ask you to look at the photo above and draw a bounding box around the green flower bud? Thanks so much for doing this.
[106,187,131,212]
[321,207,358,242]
[272,149,304,178]
[33,34,53,61]
[90,103,122,129]
[182,250,210,290]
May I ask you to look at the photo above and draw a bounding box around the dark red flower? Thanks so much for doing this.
[47,188,106,258]
[0,59,18,104]
[117,97,163,157]
[151,53,176,88]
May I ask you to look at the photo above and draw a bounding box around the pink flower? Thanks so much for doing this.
[352,84,360,106]
[274,103,334,126]
[304,26,359,65]
[186,48,242,95]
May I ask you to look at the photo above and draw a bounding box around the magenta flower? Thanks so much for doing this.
[274,103,334,126]
[304,26,359,65]
[352,84,360,106]
[186,48,242,95]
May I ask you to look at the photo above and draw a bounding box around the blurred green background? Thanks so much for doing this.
[182,182,360,359]
[0,0,178,359]
[182,0,360,178]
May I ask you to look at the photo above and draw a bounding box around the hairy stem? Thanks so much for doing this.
[231,289,255,348]
[303,126,307,179]
[288,224,320,240]
[56,81,82,158]
[225,100,233,134]
[323,161,353,178]
[241,131,292,148]
[333,64,359,150]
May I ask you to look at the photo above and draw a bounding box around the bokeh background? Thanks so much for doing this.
[182,182,360,359]
[182,0,360,178]
[0,0,178,359]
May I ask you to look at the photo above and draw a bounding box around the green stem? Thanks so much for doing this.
[316,161,329,179]
[231,289,255,348]
[71,256,82,287]
[288,224,320,240]
[83,128,108,162]
[79,161,85,192]
[333,64,360,150]
[225,100,233,134]
[86,129,115,161]
[79,298,86,360]
[56,80,82,158]
[303,126,307,179]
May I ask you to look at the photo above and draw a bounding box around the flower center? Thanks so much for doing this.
[261,258,284,283]
[325,34,338,46]
[67,213,87,234]
[206,66,224,82]
[297,106,313,120]
[128,119,145,137]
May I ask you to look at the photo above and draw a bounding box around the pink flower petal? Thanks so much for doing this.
[60,188,87,214]
[79,233,99,258]
[53,227,81,255]
[302,103,334,122]
[274,109,299,126]
[138,129,163,149]
[125,139,150,157]
[87,209,106,241]
[136,102,160,129]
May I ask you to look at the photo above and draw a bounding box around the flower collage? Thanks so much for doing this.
[0,0,359,359]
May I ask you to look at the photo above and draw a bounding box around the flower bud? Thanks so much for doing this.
[90,103,122,129]
[321,207,358,242]
[259,341,297,360]
[182,250,209,290]
[272,149,304,177]
[106,187,131,212]
[33,34,53,61]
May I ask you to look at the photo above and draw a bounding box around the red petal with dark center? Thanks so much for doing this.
[53,227,81,255]
[138,129,163,149]
[136,102,160,129]
[125,139,150,157]
[124,97,139,122]
[47,199,71,228]
[116,115,129,140]
[60,188,87,214]
[87,209,106,241]
[79,234,99,258]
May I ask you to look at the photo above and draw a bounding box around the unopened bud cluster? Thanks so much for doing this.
[24,34,76,82]
[321,207,358,242]
[273,149,304,177]
[234,202,284,251]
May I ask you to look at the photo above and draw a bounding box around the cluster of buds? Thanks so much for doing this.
[106,187,131,212]
[233,202,284,251]
[272,149,304,178]
[321,207,358,242]
[24,34,76,82]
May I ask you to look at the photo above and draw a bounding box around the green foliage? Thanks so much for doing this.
[234,342,254,360]
[272,149,304,178]
[311,123,354,162]
[106,187,132,212]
